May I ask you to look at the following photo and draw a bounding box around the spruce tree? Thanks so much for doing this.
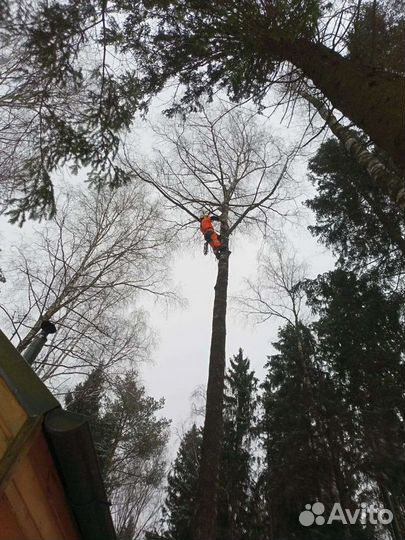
[261,323,333,539]
[2,0,404,222]
[259,321,373,539]
[163,349,258,540]
[305,270,405,538]
[164,425,202,540]
[121,0,405,171]
[304,128,405,538]
[306,138,405,279]
[218,349,258,540]
[347,0,405,73]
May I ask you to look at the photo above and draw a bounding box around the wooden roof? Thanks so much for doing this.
[0,330,116,540]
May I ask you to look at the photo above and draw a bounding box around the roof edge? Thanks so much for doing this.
[0,330,59,416]
[44,408,116,540]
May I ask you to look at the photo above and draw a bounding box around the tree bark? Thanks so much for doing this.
[299,91,405,257]
[260,38,405,173]
[301,90,405,207]
[193,221,230,540]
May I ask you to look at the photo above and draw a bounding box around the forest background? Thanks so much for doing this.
[0,0,404,538]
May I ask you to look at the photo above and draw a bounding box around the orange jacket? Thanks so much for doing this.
[200,215,215,234]
[200,215,222,250]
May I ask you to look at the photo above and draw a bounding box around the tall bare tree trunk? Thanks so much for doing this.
[301,90,405,207]
[193,221,230,540]
[260,38,405,173]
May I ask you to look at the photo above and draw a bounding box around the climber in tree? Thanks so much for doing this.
[200,214,224,259]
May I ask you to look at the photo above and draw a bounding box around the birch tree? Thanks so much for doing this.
[306,138,405,282]
[124,105,296,540]
[239,241,309,328]
[238,241,317,415]
[299,89,405,208]
[0,183,174,381]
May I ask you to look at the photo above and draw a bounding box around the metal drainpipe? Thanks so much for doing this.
[22,320,57,366]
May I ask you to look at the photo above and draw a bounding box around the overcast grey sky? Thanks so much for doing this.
[140,206,335,452]
[0,95,336,456]
[133,99,337,450]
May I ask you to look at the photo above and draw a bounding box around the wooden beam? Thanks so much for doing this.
[0,416,42,495]
[0,430,80,540]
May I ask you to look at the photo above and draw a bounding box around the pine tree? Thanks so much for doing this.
[102,371,170,497]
